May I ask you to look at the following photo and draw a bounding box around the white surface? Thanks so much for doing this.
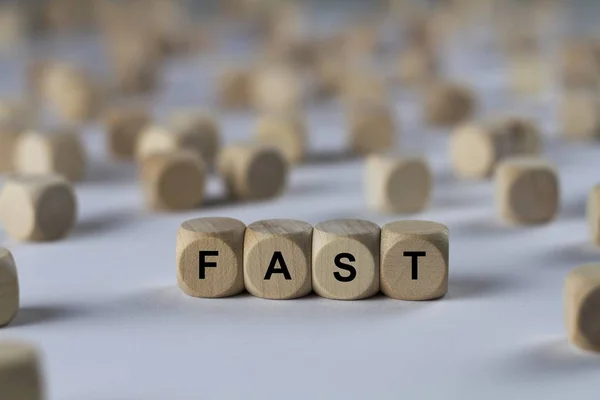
[3,8,600,400]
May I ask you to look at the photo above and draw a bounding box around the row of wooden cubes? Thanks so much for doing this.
[176,217,449,301]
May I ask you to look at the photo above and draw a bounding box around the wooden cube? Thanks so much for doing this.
[509,53,549,96]
[0,174,77,241]
[244,219,312,299]
[312,219,380,300]
[565,264,600,352]
[560,92,600,140]
[495,157,559,225]
[424,82,476,127]
[342,71,387,105]
[0,125,21,173]
[176,217,246,298]
[217,143,288,201]
[0,247,18,327]
[0,341,44,399]
[251,65,304,113]
[140,151,206,211]
[168,110,221,166]
[588,185,600,246]
[103,105,151,160]
[450,117,542,179]
[380,220,449,300]
[398,46,438,86]
[255,113,306,164]
[14,129,86,182]
[348,102,396,155]
[561,41,600,90]
[218,68,252,109]
[365,155,431,214]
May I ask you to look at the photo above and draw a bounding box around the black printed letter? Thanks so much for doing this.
[404,251,426,280]
[334,253,357,282]
[199,251,218,279]
[264,251,292,280]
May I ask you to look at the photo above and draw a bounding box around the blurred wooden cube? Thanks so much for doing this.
[565,264,600,352]
[0,247,18,327]
[0,341,44,399]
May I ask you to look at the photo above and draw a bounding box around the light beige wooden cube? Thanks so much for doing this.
[342,71,387,105]
[365,155,431,214]
[398,46,437,86]
[251,65,304,113]
[380,220,449,300]
[15,129,86,182]
[218,68,252,109]
[140,151,206,211]
[312,219,380,300]
[565,264,600,352]
[509,53,549,96]
[0,174,77,242]
[103,105,151,160]
[561,42,600,90]
[217,143,288,201]
[244,219,312,299]
[0,341,44,400]
[560,92,600,140]
[495,157,559,225]
[0,247,18,327]
[348,102,396,155]
[0,125,22,173]
[168,110,221,166]
[587,185,600,246]
[450,117,542,179]
[255,113,306,164]
[424,82,476,127]
[176,217,246,298]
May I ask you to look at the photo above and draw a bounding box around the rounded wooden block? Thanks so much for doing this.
[251,65,304,113]
[176,217,246,298]
[565,264,600,352]
[0,125,21,173]
[217,143,288,200]
[312,219,380,300]
[509,54,548,96]
[342,71,387,105]
[15,129,86,182]
[169,110,221,166]
[495,157,559,225]
[0,340,44,400]
[588,185,600,246]
[380,220,449,300]
[0,247,18,327]
[0,174,77,242]
[365,155,431,214]
[218,68,252,109]
[103,105,150,160]
[348,102,396,155]
[255,113,306,164]
[140,151,206,211]
[424,82,475,127]
[561,42,600,89]
[398,46,437,86]
[244,219,312,299]
[561,92,600,140]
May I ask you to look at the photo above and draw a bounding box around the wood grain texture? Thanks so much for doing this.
[140,150,206,211]
[169,110,221,166]
[14,129,86,182]
[312,219,380,300]
[424,82,475,127]
[560,92,600,140]
[588,185,600,246]
[244,219,312,299]
[103,105,150,160]
[0,340,44,400]
[365,155,431,214]
[380,220,449,300]
[0,247,18,327]
[495,157,559,225]
[347,101,396,155]
[565,264,600,352]
[255,112,306,164]
[0,174,77,242]
[217,143,288,201]
[176,217,246,298]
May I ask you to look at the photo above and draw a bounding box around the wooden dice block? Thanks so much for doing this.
[398,46,438,86]
[561,42,600,89]
[560,92,600,140]
[15,129,86,182]
[587,185,600,246]
[365,155,431,214]
[424,82,476,127]
[217,143,288,201]
[0,125,21,173]
[140,151,206,211]
[0,174,77,241]
[450,117,542,179]
[509,53,549,96]
[103,105,150,160]
[0,341,44,400]
[342,71,387,105]
[168,110,221,166]
[0,247,18,327]
[251,65,304,113]
[312,219,380,300]
[380,220,449,300]
[348,102,396,155]
[176,217,246,298]
[495,157,559,225]
[218,68,252,109]
[255,113,306,164]
[244,219,312,299]
[565,264,600,352]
